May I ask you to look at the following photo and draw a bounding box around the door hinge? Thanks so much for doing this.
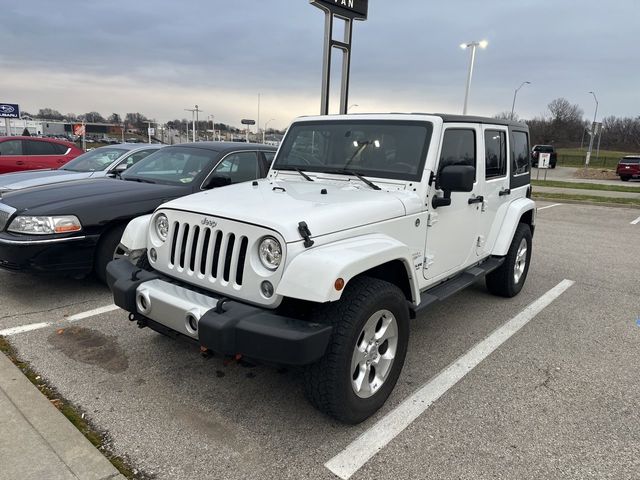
[427,212,438,227]
[424,254,435,270]
[476,236,486,248]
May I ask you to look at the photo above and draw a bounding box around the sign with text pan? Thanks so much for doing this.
[0,103,20,119]
[241,119,256,125]
[310,0,368,20]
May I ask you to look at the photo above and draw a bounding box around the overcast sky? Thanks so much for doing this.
[1,0,638,129]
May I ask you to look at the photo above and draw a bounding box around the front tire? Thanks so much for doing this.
[620,176,630,182]
[303,277,409,424]
[94,224,127,283]
[486,223,532,298]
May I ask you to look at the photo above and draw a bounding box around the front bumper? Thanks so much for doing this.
[0,233,99,275]
[106,259,332,366]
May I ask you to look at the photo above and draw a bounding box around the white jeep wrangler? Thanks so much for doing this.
[107,114,535,424]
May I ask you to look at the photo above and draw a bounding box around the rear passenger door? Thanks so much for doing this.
[0,140,26,173]
[477,125,511,257]
[24,140,69,170]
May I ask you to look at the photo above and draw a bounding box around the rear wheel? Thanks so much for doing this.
[303,277,409,424]
[621,176,630,182]
[94,224,127,283]
[486,223,532,298]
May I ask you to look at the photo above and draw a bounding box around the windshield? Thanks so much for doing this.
[534,146,554,153]
[620,157,640,164]
[274,120,433,181]
[62,148,128,172]
[122,146,217,185]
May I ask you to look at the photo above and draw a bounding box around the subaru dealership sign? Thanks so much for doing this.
[0,103,20,119]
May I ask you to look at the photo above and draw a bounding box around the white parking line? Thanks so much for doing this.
[325,279,575,480]
[67,304,119,322]
[537,203,562,211]
[0,304,121,337]
[631,215,640,225]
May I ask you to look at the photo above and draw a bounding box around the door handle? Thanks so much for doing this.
[499,188,511,196]
[468,195,484,205]
[16,161,25,165]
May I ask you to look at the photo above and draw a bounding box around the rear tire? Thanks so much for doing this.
[303,277,409,424]
[94,224,127,283]
[486,223,532,298]
[621,176,630,182]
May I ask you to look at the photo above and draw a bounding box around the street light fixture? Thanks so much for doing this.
[348,104,359,112]
[510,81,531,119]
[460,40,488,115]
[585,91,599,168]
[263,118,275,144]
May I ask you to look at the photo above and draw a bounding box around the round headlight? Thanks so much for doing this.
[258,236,282,270]
[155,214,169,242]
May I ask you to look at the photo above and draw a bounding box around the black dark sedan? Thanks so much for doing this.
[0,142,276,281]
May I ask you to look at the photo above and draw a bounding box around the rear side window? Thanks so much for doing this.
[52,143,70,154]
[512,131,530,175]
[213,152,260,184]
[25,140,59,155]
[261,151,275,173]
[439,129,476,174]
[0,140,22,155]
[485,130,507,179]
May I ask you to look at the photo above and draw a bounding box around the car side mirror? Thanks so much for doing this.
[107,162,129,177]
[203,174,232,189]
[432,165,475,208]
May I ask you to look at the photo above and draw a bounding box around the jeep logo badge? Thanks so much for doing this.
[201,218,217,228]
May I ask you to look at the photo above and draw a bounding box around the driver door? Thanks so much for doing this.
[424,125,482,281]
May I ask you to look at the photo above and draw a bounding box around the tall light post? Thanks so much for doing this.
[585,91,599,168]
[184,106,201,142]
[460,40,488,115]
[263,118,275,144]
[208,115,215,141]
[511,81,531,119]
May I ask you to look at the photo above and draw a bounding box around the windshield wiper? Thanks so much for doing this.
[123,177,156,184]
[332,169,381,191]
[278,166,314,182]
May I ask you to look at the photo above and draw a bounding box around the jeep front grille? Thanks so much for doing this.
[169,222,249,286]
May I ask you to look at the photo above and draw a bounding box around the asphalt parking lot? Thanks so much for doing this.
[1,201,639,480]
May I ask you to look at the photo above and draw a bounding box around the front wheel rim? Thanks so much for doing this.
[350,309,398,399]
[514,238,528,284]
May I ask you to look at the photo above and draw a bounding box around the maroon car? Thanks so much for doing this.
[616,156,640,181]
[0,136,84,174]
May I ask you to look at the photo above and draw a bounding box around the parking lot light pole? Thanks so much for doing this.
[585,91,599,169]
[263,118,275,144]
[208,115,215,141]
[461,40,488,115]
[511,81,531,119]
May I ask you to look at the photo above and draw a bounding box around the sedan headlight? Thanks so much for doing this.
[7,215,82,235]
[155,214,169,242]
[258,236,282,270]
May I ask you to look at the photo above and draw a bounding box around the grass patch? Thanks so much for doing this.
[557,148,636,158]
[532,192,640,207]
[532,179,640,193]
[0,336,143,480]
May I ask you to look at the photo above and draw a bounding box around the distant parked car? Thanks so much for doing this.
[531,145,557,169]
[616,155,640,181]
[0,144,161,194]
[0,136,84,174]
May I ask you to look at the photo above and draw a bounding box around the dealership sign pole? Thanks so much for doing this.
[0,103,20,136]
[310,0,368,115]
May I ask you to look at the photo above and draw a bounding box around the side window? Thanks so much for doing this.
[439,129,476,175]
[512,131,530,175]
[52,143,70,154]
[485,130,507,179]
[261,151,275,172]
[213,152,259,184]
[0,140,23,155]
[25,140,58,155]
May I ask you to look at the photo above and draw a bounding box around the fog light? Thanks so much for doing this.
[260,281,274,298]
[149,248,157,262]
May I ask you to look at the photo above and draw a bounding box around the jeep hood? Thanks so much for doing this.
[162,179,419,242]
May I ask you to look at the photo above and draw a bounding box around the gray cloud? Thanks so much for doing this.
[1,0,638,128]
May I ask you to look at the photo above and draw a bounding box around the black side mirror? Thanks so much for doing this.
[203,174,232,189]
[432,165,475,208]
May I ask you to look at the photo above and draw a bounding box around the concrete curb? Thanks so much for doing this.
[0,351,126,480]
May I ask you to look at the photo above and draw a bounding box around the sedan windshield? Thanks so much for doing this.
[122,146,217,185]
[62,148,128,172]
[274,120,433,181]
